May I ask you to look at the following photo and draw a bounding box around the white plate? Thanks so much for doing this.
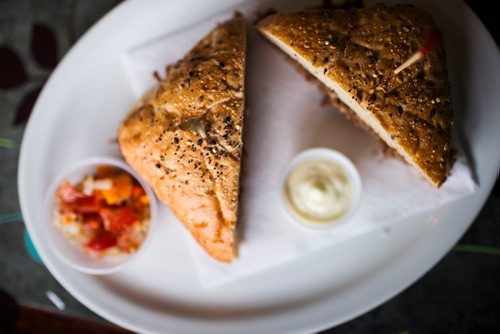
[18,0,500,333]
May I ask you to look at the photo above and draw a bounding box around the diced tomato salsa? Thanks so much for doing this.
[54,166,150,255]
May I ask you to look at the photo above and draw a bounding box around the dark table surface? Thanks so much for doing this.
[0,0,498,333]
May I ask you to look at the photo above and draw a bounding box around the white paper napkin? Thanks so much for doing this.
[122,11,476,287]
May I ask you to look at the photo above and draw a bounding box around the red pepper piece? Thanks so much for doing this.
[73,196,100,213]
[81,213,103,230]
[87,232,117,251]
[100,207,138,234]
[131,185,145,198]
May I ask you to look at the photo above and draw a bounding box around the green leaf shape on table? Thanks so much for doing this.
[0,212,23,224]
[0,138,15,149]
[453,244,500,256]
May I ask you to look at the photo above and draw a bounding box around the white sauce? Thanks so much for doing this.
[285,159,352,222]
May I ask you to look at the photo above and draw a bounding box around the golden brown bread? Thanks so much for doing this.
[258,4,454,186]
[119,16,246,262]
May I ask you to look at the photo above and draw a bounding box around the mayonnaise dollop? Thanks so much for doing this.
[285,159,352,222]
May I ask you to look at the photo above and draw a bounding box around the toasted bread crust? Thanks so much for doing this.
[119,16,246,262]
[258,5,453,186]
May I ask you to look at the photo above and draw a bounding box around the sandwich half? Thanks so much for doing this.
[119,15,246,262]
[258,5,453,186]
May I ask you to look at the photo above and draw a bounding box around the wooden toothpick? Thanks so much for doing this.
[394,32,441,74]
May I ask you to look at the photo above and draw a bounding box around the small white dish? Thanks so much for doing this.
[281,148,362,230]
[44,156,158,275]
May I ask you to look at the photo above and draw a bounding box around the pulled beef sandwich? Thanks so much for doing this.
[258,5,454,186]
[119,15,246,262]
